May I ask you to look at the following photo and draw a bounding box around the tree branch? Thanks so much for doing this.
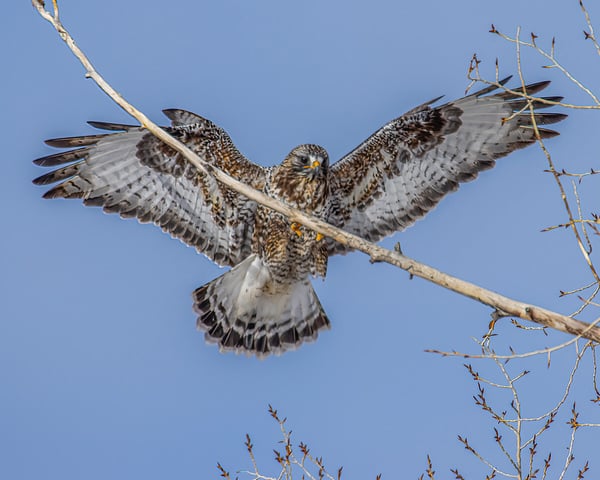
[31,0,600,343]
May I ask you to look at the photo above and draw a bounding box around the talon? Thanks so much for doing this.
[290,222,303,237]
[316,232,324,242]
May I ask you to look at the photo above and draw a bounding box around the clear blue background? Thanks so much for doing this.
[3,1,600,478]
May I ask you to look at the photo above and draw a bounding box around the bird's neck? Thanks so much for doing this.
[269,168,328,212]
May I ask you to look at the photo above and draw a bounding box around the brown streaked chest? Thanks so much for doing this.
[267,165,329,212]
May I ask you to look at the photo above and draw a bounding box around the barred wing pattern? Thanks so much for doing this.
[33,109,267,267]
[327,79,566,255]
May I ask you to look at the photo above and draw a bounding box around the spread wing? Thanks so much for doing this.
[327,78,566,255]
[33,109,267,267]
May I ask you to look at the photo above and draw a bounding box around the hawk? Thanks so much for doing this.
[33,78,565,357]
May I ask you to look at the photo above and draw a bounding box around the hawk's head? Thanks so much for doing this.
[284,144,329,181]
[271,144,330,210]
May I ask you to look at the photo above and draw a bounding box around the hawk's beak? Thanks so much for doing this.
[303,160,321,170]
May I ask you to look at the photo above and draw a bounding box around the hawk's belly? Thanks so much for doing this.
[252,210,328,283]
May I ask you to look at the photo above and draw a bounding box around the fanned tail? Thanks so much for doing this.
[192,255,330,357]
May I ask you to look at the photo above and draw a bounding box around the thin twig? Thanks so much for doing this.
[580,0,600,56]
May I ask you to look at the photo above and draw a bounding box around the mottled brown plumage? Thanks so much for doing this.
[33,78,565,357]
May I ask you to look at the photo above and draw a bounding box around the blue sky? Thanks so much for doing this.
[3,0,600,478]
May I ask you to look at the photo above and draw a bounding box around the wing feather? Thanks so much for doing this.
[327,80,566,255]
[33,110,267,267]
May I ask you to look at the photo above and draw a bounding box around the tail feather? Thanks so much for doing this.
[192,255,330,357]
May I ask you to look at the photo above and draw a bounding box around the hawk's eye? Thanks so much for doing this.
[298,155,310,165]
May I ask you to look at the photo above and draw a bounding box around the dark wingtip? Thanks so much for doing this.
[498,75,513,86]
[426,95,444,106]
[44,134,109,148]
[41,186,65,199]
[502,80,552,100]
[162,108,188,125]
[32,173,50,186]
[33,157,53,167]
[87,120,134,131]
[521,80,551,96]
[542,95,564,104]
[516,126,561,139]
[162,109,208,127]
[162,109,186,124]
[473,76,513,98]
[544,113,569,124]
[537,127,561,138]
[162,108,178,118]
[44,138,70,147]
[33,148,88,167]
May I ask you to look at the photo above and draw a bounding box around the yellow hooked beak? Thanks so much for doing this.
[303,160,321,169]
